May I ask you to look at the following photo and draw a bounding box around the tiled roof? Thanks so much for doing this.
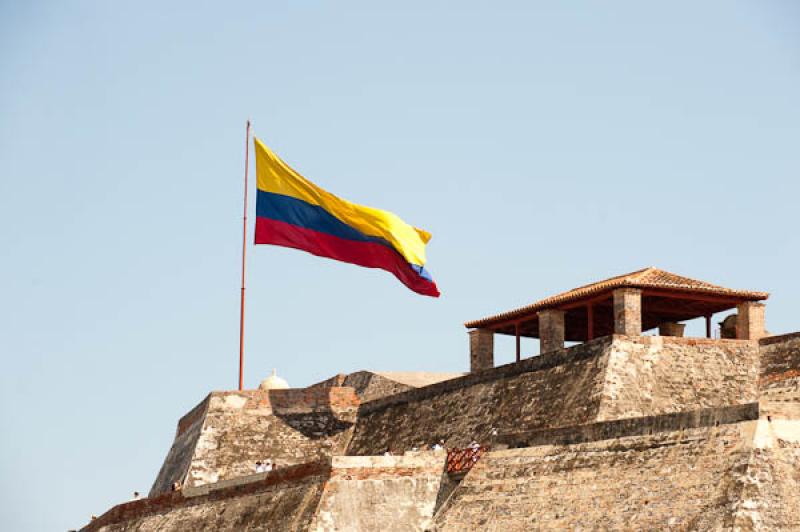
[464,267,768,328]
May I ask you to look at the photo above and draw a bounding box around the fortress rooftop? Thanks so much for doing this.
[464,267,769,370]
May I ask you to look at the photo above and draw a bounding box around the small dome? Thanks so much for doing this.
[259,369,289,391]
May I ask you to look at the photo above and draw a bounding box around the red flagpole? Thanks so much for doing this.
[238,120,251,390]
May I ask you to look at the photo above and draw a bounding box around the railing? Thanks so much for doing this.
[446,445,489,475]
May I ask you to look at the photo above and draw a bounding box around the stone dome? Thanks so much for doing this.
[259,369,289,391]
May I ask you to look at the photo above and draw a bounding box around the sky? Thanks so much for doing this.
[1,1,799,530]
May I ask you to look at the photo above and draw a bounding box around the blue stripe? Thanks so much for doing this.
[256,190,434,280]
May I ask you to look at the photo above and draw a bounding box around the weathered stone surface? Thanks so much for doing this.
[613,287,641,335]
[89,328,800,532]
[348,337,611,454]
[433,419,800,531]
[150,387,359,496]
[469,328,494,373]
[760,332,800,419]
[537,309,565,353]
[310,453,445,531]
[598,335,760,421]
[738,301,767,340]
[85,455,446,532]
[88,462,329,532]
[347,336,759,455]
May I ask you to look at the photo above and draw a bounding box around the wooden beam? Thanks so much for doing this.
[706,315,712,338]
[515,322,521,362]
[587,303,594,341]
[641,288,751,305]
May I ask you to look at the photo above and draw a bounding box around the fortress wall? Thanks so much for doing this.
[347,336,760,456]
[150,396,210,496]
[342,371,415,402]
[151,387,360,496]
[310,453,446,532]
[86,454,448,532]
[434,422,761,531]
[759,332,800,419]
[184,388,358,489]
[347,338,612,455]
[85,462,330,532]
[597,335,760,421]
[500,403,759,448]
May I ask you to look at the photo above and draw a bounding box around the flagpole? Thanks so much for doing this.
[238,119,251,391]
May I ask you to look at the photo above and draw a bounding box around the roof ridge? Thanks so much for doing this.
[464,267,768,330]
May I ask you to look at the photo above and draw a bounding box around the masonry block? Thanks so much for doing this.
[659,322,686,337]
[538,309,565,353]
[613,288,642,336]
[736,302,766,340]
[469,329,494,373]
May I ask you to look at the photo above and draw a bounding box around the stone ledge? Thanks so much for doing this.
[81,461,331,532]
[498,402,759,448]
[359,336,613,415]
[759,331,800,346]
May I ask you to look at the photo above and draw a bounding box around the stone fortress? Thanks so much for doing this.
[82,268,800,531]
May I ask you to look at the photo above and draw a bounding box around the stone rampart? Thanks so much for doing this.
[347,337,612,455]
[150,387,359,496]
[86,462,329,532]
[598,335,760,421]
[347,336,759,455]
[85,454,447,532]
[342,371,415,402]
[759,332,800,419]
[433,418,800,530]
[500,402,759,448]
[310,453,445,531]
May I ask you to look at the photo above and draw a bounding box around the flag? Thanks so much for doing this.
[253,137,440,297]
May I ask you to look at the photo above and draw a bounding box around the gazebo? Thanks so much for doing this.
[464,267,768,372]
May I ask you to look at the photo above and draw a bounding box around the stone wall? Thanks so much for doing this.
[598,335,760,421]
[433,419,800,530]
[151,396,210,496]
[347,338,612,455]
[85,454,447,532]
[87,462,329,532]
[310,453,445,531]
[347,336,760,456]
[759,333,800,419]
[150,387,359,496]
[341,371,414,402]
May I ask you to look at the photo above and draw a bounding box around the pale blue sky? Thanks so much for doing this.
[1,1,799,530]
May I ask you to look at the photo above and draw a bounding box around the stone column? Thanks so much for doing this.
[613,288,642,336]
[538,309,565,354]
[469,329,494,373]
[658,322,686,337]
[736,302,766,340]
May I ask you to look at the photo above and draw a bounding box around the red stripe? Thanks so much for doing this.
[255,217,440,297]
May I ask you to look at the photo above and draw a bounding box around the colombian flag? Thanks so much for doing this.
[253,137,440,297]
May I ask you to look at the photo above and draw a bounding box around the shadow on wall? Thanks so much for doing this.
[273,411,355,439]
[268,387,359,440]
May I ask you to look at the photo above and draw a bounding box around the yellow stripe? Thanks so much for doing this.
[254,137,431,266]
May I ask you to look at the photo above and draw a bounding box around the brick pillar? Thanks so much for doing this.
[736,302,766,340]
[469,329,494,373]
[538,309,565,354]
[613,288,642,336]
